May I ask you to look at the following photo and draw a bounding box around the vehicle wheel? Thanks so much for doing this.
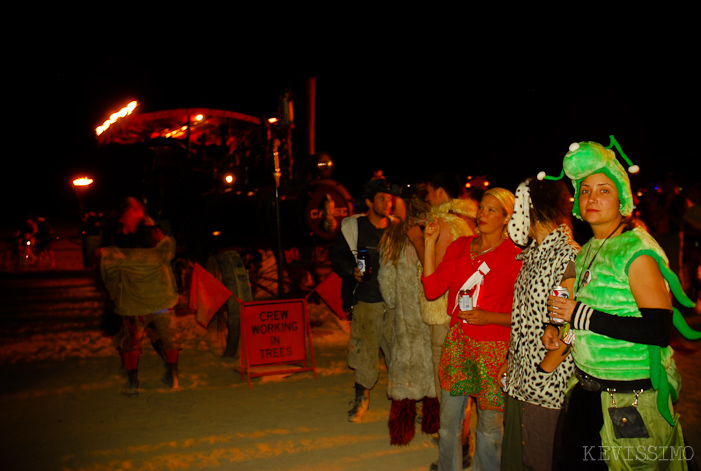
[205,251,253,358]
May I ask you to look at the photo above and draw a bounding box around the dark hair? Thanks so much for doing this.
[360,178,399,202]
[427,173,462,200]
[528,178,573,229]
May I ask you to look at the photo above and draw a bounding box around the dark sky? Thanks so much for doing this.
[5,35,699,225]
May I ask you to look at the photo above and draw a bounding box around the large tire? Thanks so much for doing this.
[205,251,253,357]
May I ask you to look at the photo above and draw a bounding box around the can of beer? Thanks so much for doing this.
[357,249,372,282]
[549,285,569,325]
[459,290,472,311]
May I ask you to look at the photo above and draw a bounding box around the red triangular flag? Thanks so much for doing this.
[314,272,347,320]
[189,263,233,328]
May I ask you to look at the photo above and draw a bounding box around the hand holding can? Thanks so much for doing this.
[357,249,372,282]
[548,285,569,325]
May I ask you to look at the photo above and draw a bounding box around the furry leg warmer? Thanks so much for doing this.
[421,396,440,435]
[389,399,416,446]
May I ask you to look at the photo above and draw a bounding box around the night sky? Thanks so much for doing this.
[5,31,699,227]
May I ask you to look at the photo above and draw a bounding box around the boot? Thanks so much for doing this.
[162,363,179,389]
[121,369,138,397]
[421,396,440,435]
[389,399,416,445]
[348,383,369,423]
[462,441,472,469]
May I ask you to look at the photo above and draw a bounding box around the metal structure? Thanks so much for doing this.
[89,93,353,357]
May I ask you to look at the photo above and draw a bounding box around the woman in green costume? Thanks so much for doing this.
[544,138,698,471]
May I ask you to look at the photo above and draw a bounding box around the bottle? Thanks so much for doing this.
[459,290,472,311]
[357,249,372,282]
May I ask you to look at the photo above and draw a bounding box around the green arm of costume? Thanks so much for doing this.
[628,249,700,339]
[658,258,701,340]
[628,249,700,426]
[648,345,675,426]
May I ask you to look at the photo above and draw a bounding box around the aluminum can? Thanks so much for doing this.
[549,285,569,325]
[357,249,372,282]
[459,290,472,311]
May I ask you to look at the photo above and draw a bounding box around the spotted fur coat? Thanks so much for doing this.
[504,225,579,409]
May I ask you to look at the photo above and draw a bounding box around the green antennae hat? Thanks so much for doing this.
[538,135,639,220]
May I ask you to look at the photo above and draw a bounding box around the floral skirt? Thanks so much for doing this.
[438,324,508,411]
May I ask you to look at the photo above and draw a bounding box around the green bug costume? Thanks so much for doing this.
[539,136,700,470]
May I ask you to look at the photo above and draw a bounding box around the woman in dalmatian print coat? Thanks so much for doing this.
[501,177,580,471]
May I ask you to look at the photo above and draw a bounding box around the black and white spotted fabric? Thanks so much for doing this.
[508,179,532,246]
[504,225,580,409]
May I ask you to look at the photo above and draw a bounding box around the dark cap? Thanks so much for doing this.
[361,178,400,201]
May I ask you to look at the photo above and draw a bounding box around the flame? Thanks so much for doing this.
[73,177,94,187]
[95,101,138,136]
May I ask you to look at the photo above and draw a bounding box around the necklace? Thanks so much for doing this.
[470,237,503,261]
[575,221,623,296]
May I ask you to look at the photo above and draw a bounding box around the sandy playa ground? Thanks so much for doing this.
[0,232,440,471]
[0,228,699,470]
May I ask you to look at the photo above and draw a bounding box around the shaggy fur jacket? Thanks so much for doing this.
[379,242,436,400]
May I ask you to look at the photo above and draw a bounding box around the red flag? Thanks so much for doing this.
[189,263,233,328]
[314,272,347,320]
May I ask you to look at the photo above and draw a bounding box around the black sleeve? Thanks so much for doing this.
[331,234,357,279]
[570,302,673,347]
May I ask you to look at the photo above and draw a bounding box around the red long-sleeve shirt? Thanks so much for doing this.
[422,235,522,342]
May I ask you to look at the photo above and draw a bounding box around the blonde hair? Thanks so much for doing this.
[380,190,430,266]
[482,187,515,238]
[483,187,515,217]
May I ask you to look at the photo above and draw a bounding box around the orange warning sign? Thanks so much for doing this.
[239,298,317,388]
[242,299,306,364]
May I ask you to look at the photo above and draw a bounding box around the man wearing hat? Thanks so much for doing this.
[331,176,398,422]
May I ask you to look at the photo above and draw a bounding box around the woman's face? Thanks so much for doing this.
[477,194,510,235]
[578,172,621,226]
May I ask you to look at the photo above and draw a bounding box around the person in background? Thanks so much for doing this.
[422,188,522,471]
[331,177,399,422]
[500,177,580,471]
[408,172,476,468]
[34,216,56,268]
[681,182,701,313]
[378,183,439,445]
[100,197,181,397]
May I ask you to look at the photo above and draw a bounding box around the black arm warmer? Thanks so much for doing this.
[330,234,357,279]
[570,302,673,347]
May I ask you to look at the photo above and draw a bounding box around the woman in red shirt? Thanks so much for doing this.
[422,187,522,471]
